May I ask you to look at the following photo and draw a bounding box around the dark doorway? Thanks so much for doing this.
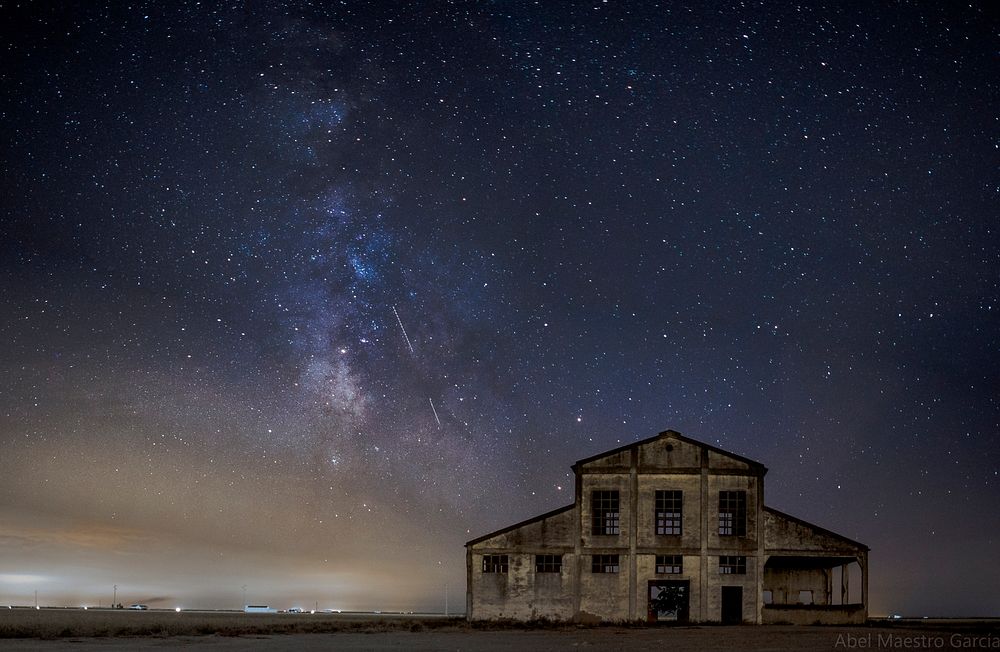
[647,580,689,623]
[721,586,742,624]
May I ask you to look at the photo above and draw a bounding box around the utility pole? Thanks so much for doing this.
[444,582,448,617]
[241,585,247,608]
[34,590,38,609]
[113,584,117,609]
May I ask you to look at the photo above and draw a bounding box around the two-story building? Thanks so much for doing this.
[466,429,868,624]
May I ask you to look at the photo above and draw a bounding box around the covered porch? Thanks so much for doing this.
[762,506,869,625]
[761,553,868,624]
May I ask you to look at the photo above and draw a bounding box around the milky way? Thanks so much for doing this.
[1,2,997,614]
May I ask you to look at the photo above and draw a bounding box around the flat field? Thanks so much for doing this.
[0,607,452,639]
[1,609,997,651]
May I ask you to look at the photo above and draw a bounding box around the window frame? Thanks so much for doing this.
[591,554,620,573]
[655,490,683,536]
[655,554,683,574]
[719,555,747,574]
[482,554,509,573]
[591,490,621,536]
[718,490,747,536]
[535,554,562,573]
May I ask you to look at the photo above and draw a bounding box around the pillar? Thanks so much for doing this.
[860,551,869,618]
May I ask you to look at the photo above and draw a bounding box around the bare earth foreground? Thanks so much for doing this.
[1,610,998,651]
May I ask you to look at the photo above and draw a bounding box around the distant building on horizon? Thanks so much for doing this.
[465,429,869,624]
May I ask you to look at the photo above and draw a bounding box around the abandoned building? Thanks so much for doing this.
[466,429,868,624]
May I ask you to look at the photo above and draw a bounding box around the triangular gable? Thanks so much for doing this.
[466,504,576,548]
[764,506,868,553]
[573,429,767,475]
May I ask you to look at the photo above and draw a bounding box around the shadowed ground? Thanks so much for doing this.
[1,610,997,651]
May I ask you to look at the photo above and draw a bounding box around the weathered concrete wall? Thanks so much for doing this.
[577,462,631,621]
[578,447,630,471]
[466,553,577,620]
[764,508,861,554]
[472,506,576,551]
[638,436,702,470]
[579,472,631,550]
[706,474,761,552]
[708,449,752,471]
[763,567,828,605]
[635,474,702,550]
[468,507,577,620]
[762,604,866,625]
[577,557,630,621]
[468,552,578,620]
[704,554,759,623]
[634,553,702,620]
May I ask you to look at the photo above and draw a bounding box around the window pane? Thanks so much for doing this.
[592,491,621,535]
[483,555,509,573]
[655,491,682,535]
[591,554,620,573]
[719,555,747,574]
[535,555,562,573]
[655,555,682,574]
[719,491,746,536]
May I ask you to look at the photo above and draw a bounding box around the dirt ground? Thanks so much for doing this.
[1,610,997,651]
[2,625,999,652]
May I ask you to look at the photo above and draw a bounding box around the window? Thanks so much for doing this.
[591,490,620,535]
[719,556,747,574]
[655,555,682,574]
[482,555,508,573]
[535,554,562,573]
[762,590,773,604]
[591,554,620,573]
[655,490,683,535]
[718,491,747,536]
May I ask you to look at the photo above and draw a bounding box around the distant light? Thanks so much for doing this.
[310,610,315,614]
[35,606,40,610]
[175,607,182,612]
[82,606,88,610]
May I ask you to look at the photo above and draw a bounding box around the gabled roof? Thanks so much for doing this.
[571,429,768,474]
[465,503,575,547]
[764,506,869,551]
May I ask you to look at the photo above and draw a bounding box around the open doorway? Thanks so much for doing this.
[721,586,743,624]
[647,580,690,623]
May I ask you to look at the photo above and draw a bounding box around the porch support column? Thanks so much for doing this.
[860,551,869,618]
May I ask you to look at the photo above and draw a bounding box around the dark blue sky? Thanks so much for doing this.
[1,1,997,614]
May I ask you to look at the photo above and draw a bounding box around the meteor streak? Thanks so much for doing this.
[392,305,414,354]
[429,398,441,427]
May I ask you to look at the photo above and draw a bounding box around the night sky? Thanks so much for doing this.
[2,1,997,616]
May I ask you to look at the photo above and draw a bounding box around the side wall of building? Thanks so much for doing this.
[468,507,577,620]
[467,551,580,619]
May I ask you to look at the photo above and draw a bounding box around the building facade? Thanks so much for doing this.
[466,430,868,624]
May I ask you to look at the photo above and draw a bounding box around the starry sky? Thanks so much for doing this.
[1,1,997,615]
